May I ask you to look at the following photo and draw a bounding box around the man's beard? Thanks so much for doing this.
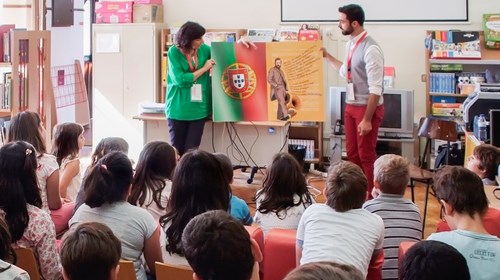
[341,25,354,36]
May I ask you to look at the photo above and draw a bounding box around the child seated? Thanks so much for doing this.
[428,166,500,280]
[60,222,121,280]
[466,144,500,186]
[363,154,422,279]
[296,161,384,278]
[213,153,253,225]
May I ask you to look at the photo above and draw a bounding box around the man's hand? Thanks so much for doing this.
[237,38,258,49]
[358,119,372,136]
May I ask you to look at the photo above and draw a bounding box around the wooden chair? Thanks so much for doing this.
[155,262,193,280]
[14,247,41,280]
[117,260,137,280]
[409,117,458,235]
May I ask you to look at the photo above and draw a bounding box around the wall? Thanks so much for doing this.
[164,0,498,139]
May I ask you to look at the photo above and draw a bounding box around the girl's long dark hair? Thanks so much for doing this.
[0,141,42,241]
[160,150,230,256]
[256,152,312,218]
[52,122,84,165]
[128,141,177,210]
[8,111,47,156]
[83,152,133,208]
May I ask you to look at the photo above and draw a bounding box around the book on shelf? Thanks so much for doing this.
[0,25,15,62]
[203,32,237,46]
[430,30,481,59]
[288,138,315,160]
[432,103,462,118]
[483,14,500,49]
[1,72,12,110]
[277,26,300,42]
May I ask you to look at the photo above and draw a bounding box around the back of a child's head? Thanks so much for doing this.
[90,137,129,167]
[135,141,176,181]
[399,240,470,280]
[8,111,47,154]
[129,141,177,207]
[473,144,500,180]
[213,152,234,184]
[161,150,230,255]
[83,151,133,208]
[52,122,84,164]
[182,210,255,280]
[326,161,367,212]
[0,141,41,241]
[284,261,364,280]
[60,222,121,280]
[434,166,488,217]
[374,154,410,195]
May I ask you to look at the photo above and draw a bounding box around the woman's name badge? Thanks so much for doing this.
[191,84,202,102]
[346,83,355,101]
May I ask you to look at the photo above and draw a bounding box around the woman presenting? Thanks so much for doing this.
[165,21,215,156]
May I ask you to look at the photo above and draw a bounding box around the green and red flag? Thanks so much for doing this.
[211,42,268,122]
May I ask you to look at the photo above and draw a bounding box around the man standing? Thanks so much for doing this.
[322,4,384,196]
[268,57,290,120]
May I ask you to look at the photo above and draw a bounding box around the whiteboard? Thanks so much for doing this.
[281,0,469,22]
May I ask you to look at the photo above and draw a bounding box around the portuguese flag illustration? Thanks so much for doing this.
[211,42,268,122]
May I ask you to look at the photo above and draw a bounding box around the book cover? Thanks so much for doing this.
[0,25,15,62]
[278,26,300,42]
[483,14,500,49]
[431,30,481,59]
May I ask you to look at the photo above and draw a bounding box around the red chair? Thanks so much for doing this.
[262,228,297,280]
[398,241,417,268]
[366,250,384,280]
[436,207,500,238]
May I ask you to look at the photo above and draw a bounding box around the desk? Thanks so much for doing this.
[134,114,290,166]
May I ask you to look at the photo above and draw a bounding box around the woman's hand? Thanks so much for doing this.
[203,59,216,70]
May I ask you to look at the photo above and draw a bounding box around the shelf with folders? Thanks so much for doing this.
[0,30,55,139]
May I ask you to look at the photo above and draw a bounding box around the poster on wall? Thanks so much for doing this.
[211,41,324,122]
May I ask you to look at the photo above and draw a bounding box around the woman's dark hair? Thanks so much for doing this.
[176,21,206,51]
[256,152,312,217]
[160,150,231,256]
[0,141,41,241]
[8,111,48,156]
[129,141,177,210]
[52,122,84,165]
[89,137,129,168]
[83,151,133,208]
[0,215,17,266]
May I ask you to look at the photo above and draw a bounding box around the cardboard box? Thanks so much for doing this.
[483,14,500,49]
[432,103,462,117]
[96,12,132,23]
[133,5,163,23]
[95,1,133,23]
[134,0,162,4]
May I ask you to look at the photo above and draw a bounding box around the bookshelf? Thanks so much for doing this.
[0,30,55,140]
[289,122,323,164]
[425,31,500,119]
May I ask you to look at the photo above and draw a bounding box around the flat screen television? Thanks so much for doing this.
[329,87,415,138]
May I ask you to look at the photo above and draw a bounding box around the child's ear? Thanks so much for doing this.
[250,238,263,262]
[110,264,120,280]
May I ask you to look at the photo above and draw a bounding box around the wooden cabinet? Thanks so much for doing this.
[425,31,500,118]
[0,30,55,141]
[92,23,165,159]
[289,122,323,164]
